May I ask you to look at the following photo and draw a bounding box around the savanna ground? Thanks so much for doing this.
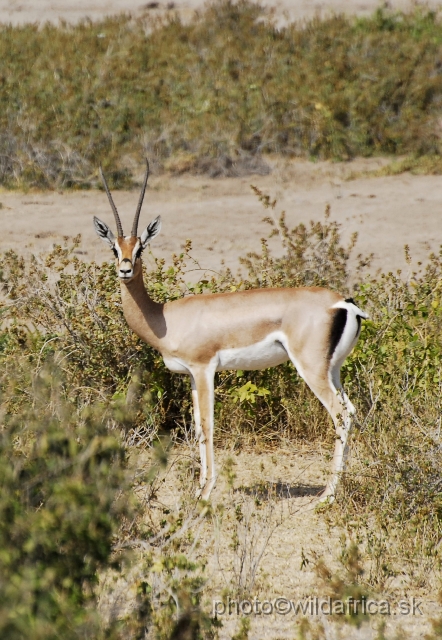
[3,0,442,25]
[1,156,440,276]
[1,1,442,639]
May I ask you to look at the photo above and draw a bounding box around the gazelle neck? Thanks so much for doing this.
[119,266,166,347]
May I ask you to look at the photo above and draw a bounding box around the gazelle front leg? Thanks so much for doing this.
[190,366,216,500]
[190,376,206,496]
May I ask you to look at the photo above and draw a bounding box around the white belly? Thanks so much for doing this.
[217,333,289,371]
[163,356,190,374]
[162,332,289,374]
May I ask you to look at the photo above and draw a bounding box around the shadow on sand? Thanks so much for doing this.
[235,481,325,501]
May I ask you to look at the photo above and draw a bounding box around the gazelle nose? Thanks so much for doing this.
[119,259,133,275]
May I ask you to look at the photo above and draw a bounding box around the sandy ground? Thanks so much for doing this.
[1,0,442,26]
[210,449,441,639]
[104,445,439,640]
[0,157,439,281]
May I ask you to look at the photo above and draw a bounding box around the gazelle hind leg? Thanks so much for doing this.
[287,355,353,503]
[190,367,216,500]
[321,386,354,502]
[322,358,355,500]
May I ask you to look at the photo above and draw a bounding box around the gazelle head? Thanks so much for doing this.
[93,160,161,282]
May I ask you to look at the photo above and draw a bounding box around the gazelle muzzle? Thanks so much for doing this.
[118,257,134,279]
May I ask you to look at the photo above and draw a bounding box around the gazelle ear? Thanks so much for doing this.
[140,216,161,249]
[93,216,116,247]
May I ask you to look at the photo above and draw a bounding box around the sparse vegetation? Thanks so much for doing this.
[338,253,442,592]
[1,184,441,636]
[2,2,442,187]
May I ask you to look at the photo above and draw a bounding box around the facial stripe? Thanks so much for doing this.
[111,237,142,279]
[114,241,123,261]
[131,239,142,263]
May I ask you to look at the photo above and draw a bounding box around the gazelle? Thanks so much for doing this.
[93,162,368,502]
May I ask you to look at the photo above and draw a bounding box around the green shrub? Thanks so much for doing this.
[2,2,442,186]
[0,362,129,639]
[0,358,217,639]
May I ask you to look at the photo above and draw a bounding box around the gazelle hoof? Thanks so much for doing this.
[317,487,335,505]
[198,478,216,501]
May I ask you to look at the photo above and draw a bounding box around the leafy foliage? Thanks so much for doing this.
[2,2,442,186]
[0,363,128,639]
[0,362,216,640]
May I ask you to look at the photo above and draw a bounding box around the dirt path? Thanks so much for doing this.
[1,158,439,280]
[1,0,441,26]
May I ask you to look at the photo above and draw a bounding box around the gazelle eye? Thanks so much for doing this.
[135,247,143,260]
[112,246,118,258]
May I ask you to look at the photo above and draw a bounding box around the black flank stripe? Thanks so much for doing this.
[328,308,348,359]
[345,297,355,304]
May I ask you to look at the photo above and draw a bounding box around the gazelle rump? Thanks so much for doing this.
[94,161,368,502]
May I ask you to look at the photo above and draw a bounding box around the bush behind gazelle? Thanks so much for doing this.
[1,194,442,631]
[4,2,442,188]
[338,256,442,591]
[0,200,360,444]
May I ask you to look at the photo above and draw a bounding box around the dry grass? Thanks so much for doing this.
[2,2,442,187]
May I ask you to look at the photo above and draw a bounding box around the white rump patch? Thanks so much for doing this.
[331,299,369,319]
[328,299,368,390]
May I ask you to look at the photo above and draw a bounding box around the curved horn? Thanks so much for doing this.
[131,159,150,237]
[99,166,124,238]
